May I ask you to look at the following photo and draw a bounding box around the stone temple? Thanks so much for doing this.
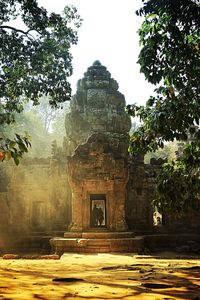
[50,60,143,254]
[0,61,199,255]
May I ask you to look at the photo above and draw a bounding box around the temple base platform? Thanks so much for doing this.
[50,231,144,256]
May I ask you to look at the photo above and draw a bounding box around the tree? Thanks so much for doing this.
[0,0,81,164]
[1,95,69,160]
[144,141,178,164]
[29,95,60,132]
[127,0,200,213]
[51,103,69,146]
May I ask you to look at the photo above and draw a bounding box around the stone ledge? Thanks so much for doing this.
[64,231,135,239]
[50,235,144,256]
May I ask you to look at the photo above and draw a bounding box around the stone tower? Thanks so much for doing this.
[65,60,131,231]
[64,60,131,155]
[51,61,143,253]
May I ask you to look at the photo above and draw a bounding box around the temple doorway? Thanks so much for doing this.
[90,194,106,228]
[32,201,45,229]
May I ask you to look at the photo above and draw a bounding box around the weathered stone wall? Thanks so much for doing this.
[67,133,129,231]
[126,157,200,233]
[126,155,155,232]
[0,157,72,250]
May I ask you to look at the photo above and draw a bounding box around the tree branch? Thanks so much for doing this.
[0,25,35,39]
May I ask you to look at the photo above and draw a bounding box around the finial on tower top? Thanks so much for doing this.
[93,60,101,66]
[78,60,119,91]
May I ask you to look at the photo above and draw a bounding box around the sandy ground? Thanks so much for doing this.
[0,253,200,300]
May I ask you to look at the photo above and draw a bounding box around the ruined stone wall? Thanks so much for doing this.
[126,157,200,233]
[0,157,71,242]
[126,155,155,232]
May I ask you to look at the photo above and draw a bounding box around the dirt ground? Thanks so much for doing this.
[0,253,200,300]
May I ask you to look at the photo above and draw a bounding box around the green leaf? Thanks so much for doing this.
[18,141,28,153]
[13,154,20,165]
[9,142,16,149]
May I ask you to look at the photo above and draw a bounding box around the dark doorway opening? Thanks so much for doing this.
[90,194,106,228]
[32,201,45,229]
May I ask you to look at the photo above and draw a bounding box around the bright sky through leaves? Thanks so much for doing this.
[37,0,154,105]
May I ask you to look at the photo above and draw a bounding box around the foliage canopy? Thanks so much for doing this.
[0,0,81,163]
[127,0,200,213]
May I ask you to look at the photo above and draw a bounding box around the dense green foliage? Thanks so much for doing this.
[1,96,68,159]
[144,142,177,164]
[0,0,81,163]
[154,142,200,214]
[128,0,200,213]
[0,133,31,165]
